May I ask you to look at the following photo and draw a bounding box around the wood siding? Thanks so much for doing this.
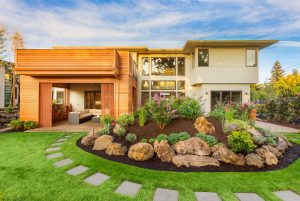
[101,84,115,116]
[39,83,52,127]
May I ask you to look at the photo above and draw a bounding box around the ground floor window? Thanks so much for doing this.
[85,91,101,109]
[211,91,242,109]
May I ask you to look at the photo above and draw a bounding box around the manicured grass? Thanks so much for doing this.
[0,132,299,201]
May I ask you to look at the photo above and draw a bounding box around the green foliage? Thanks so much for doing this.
[100,114,114,126]
[223,119,249,134]
[209,102,225,123]
[4,105,13,113]
[148,138,156,144]
[137,106,150,126]
[23,121,38,130]
[117,113,134,127]
[126,133,137,143]
[177,99,202,119]
[253,127,277,146]
[99,123,111,135]
[274,72,300,97]
[113,124,126,137]
[224,108,235,122]
[141,138,148,143]
[167,132,191,145]
[195,133,218,147]
[271,61,285,83]
[156,134,168,142]
[228,131,256,154]
[8,119,24,131]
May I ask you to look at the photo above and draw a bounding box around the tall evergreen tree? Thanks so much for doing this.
[270,61,285,83]
[292,68,299,75]
[0,24,8,63]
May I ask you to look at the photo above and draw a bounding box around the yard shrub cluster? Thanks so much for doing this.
[99,123,111,135]
[100,114,114,126]
[113,124,126,137]
[126,133,137,142]
[228,131,256,154]
[167,132,190,145]
[137,106,150,126]
[223,119,249,134]
[195,133,218,146]
[156,134,168,142]
[177,99,202,119]
[117,113,134,126]
[8,119,38,131]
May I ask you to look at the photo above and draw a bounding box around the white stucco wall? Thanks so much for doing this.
[69,83,101,112]
[0,66,5,108]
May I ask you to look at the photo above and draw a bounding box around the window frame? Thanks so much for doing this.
[177,57,185,76]
[151,80,176,91]
[151,57,176,76]
[245,48,257,67]
[141,57,150,76]
[198,48,209,67]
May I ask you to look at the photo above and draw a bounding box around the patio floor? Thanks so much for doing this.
[27,120,101,132]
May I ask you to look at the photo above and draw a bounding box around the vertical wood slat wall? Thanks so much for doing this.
[39,83,52,127]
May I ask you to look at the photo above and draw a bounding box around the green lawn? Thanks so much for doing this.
[0,132,299,201]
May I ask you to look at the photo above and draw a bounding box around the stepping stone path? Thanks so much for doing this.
[53,159,74,168]
[51,142,63,147]
[115,181,142,197]
[84,172,110,186]
[235,193,264,201]
[45,147,61,153]
[154,188,178,201]
[274,191,300,201]
[47,152,63,159]
[195,192,222,201]
[67,165,89,176]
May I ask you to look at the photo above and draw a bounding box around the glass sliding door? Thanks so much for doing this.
[211,91,242,110]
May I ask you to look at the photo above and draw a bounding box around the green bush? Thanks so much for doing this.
[100,114,114,126]
[126,133,137,142]
[4,105,13,113]
[228,131,256,153]
[141,138,148,143]
[209,102,225,123]
[99,123,111,135]
[177,99,201,119]
[224,108,235,122]
[148,138,156,144]
[195,133,218,147]
[156,134,168,142]
[117,113,135,127]
[113,124,126,137]
[223,119,249,134]
[137,106,150,126]
[23,121,38,130]
[8,119,24,131]
[253,128,277,146]
[167,132,191,145]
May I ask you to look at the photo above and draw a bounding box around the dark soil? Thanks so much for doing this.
[257,119,300,130]
[77,118,300,172]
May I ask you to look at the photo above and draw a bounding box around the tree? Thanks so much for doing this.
[292,68,299,75]
[274,73,300,97]
[0,24,8,63]
[270,61,285,83]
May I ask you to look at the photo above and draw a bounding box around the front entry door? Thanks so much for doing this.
[101,83,114,116]
[39,83,52,127]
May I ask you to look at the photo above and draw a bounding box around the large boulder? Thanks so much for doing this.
[245,153,265,168]
[105,143,127,156]
[128,143,154,161]
[194,117,215,134]
[172,137,211,156]
[172,155,220,167]
[255,147,278,166]
[262,145,282,158]
[212,144,245,165]
[81,130,98,146]
[93,135,114,151]
[276,136,292,152]
[153,140,175,162]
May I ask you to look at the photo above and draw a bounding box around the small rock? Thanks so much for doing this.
[128,143,154,161]
[105,143,127,156]
[212,144,245,165]
[93,135,114,151]
[262,145,282,158]
[245,153,265,168]
[248,127,263,137]
[154,140,175,162]
[194,117,215,134]
[81,131,98,146]
[255,147,278,166]
[172,155,220,167]
[172,137,211,156]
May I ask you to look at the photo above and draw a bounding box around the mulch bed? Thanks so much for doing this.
[76,118,300,172]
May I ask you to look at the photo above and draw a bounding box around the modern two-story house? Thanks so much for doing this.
[15,40,278,127]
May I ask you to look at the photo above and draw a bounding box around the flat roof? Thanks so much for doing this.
[52,40,278,53]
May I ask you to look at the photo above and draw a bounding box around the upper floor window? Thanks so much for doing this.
[151,57,176,76]
[142,57,149,75]
[177,57,185,76]
[198,49,209,67]
[246,49,257,67]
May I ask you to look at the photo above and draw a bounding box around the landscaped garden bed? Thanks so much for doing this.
[78,95,300,172]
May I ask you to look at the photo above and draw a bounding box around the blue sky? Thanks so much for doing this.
[1,0,300,82]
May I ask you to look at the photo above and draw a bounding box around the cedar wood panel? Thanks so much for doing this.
[39,83,52,127]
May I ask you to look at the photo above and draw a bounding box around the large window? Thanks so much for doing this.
[198,49,209,67]
[151,57,176,76]
[246,49,257,67]
[177,57,185,76]
[142,57,149,75]
[177,81,185,90]
[141,80,150,90]
[211,91,242,110]
[151,81,176,90]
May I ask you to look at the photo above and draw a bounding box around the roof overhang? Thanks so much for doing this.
[183,40,278,52]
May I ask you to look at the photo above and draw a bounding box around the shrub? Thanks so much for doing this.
[224,108,235,122]
[141,138,148,143]
[8,119,24,131]
[167,132,191,145]
[209,102,225,123]
[117,113,134,127]
[126,133,137,142]
[23,121,38,130]
[195,133,218,147]
[4,105,13,113]
[137,106,150,126]
[100,114,114,126]
[149,138,156,144]
[113,124,126,137]
[223,119,249,134]
[99,123,111,135]
[156,134,168,142]
[228,131,256,153]
[178,99,202,119]
[253,128,277,146]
